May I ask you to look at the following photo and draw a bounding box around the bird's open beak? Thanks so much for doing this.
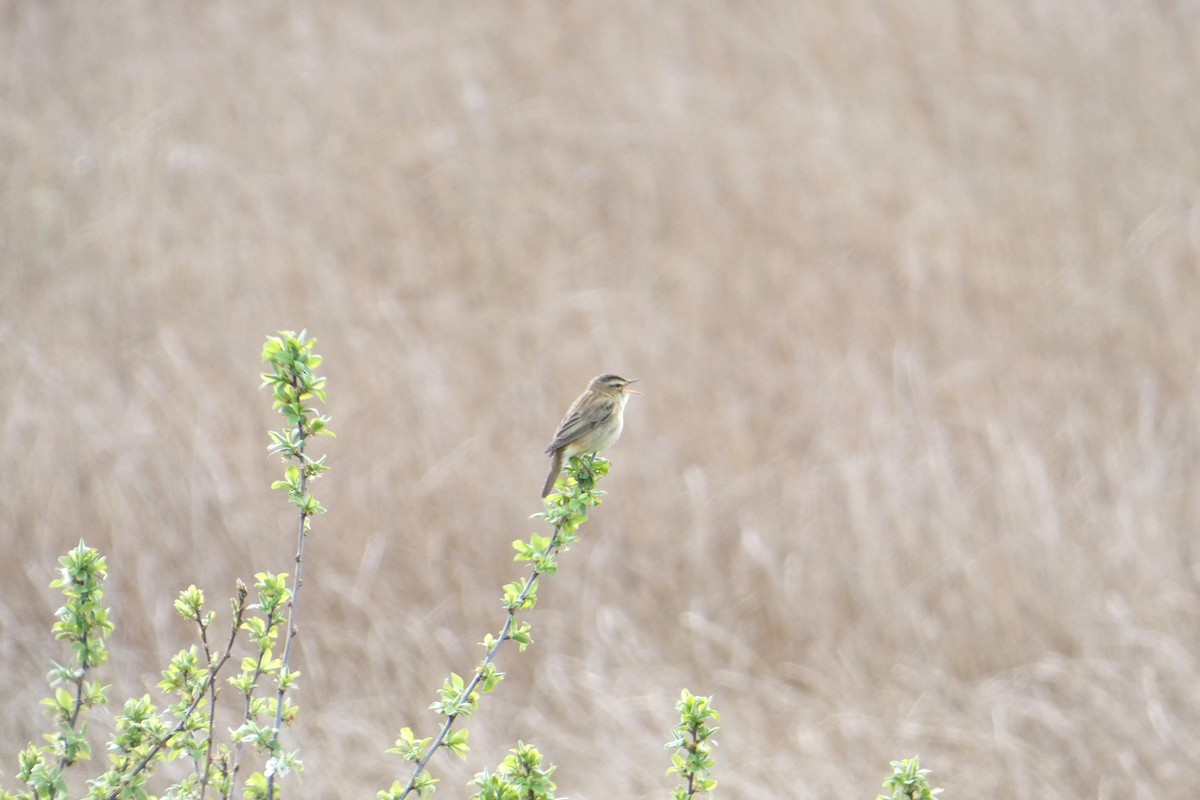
[624,379,641,395]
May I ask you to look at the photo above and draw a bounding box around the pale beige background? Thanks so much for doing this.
[2,3,1198,798]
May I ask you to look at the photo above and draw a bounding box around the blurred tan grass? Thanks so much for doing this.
[2,2,1199,798]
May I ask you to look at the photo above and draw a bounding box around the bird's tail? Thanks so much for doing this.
[541,449,563,497]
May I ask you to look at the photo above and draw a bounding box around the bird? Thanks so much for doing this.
[542,373,639,497]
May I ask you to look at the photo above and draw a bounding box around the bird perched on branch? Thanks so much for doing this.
[542,374,639,497]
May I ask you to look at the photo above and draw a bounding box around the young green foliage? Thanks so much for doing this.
[0,543,250,800]
[469,743,558,800]
[877,757,942,800]
[665,690,720,800]
[5,542,113,800]
[169,581,247,800]
[384,455,610,800]
[225,571,292,797]
[256,330,334,800]
[1,332,336,800]
[45,542,114,771]
[261,329,333,524]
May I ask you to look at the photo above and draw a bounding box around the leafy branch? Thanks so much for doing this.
[380,455,611,800]
[469,743,558,800]
[4,539,252,800]
[666,690,720,800]
[255,329,334,799]
[877,757,942,800]
[91,586,247,800]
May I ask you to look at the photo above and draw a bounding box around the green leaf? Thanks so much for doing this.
[445,728,470,758]
[412,771,439,798]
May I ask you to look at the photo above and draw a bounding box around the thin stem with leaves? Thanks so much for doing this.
[381,454,611,800]
[666,690,720,800]
[94,584,247,800]
[258,330,333,800]
[877,757,942,800]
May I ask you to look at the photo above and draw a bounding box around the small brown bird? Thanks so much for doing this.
[542,373,639,497]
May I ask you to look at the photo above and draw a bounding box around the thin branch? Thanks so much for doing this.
[65,629,89,729]
[56,628,91,772]
[265,423,311,800]
[225,593,287,800]
[198,617,218,798]
[396,532,563,800]
[199,586,247,799]
[103,587,247,800]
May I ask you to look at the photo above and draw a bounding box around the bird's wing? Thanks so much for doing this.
[545,392,615,453]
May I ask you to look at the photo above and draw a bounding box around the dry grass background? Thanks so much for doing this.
[2,2,1199,798]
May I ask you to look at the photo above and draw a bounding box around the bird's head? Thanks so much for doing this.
[591,374,640,396]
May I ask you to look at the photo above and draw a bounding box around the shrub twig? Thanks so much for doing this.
[258,330,333,799]
[99,589,247,800]
[666,690,720,800]
[382,455,610,800]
